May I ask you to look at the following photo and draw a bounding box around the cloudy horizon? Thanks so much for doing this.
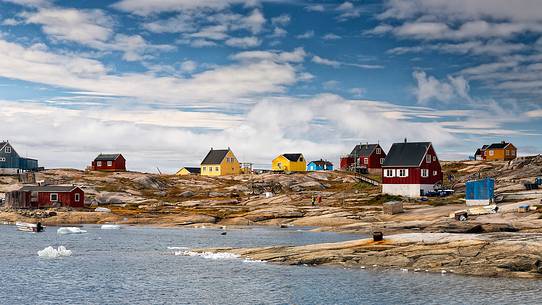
[1,0,541,173]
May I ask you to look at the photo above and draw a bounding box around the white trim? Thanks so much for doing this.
[380,158,384,165]
[364,157,368,164]
[97,161,102,167]
[398,169,408,177]
[426,155,431,163]
[384,169,395,177]
[107,161,113,166]
[433,170,438,176]
[5,146,11,153]
[0,157,5,162]
[75,193,80,202]
[376,148,381,154]
[50,193,58,202]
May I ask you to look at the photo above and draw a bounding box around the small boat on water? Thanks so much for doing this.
[16,222,45,233]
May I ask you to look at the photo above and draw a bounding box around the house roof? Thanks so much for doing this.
[351,144,378,157]
[382,142,432,167]
[94,154,122,161]
[0,142,7,151]
[182,167,201,174]
[19,185,80,192]
[282,153,303,162]
[487,142,511,149]
[201,149,230,165]
[481,145,489,149]
[309,159,333,166]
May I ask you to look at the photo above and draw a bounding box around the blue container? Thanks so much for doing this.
[465,178,494,200]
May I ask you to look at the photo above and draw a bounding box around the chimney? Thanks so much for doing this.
[501,140,506,144]
[404,138,407,143]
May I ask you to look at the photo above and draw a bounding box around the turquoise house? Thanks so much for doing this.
[307,159,333,171]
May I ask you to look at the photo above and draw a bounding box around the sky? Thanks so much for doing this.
[1,0,542,173]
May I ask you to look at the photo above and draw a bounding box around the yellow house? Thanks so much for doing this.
[484,141,517,161]
[272,153,306,172]
[200,148,241,176]
[175,167,201,176]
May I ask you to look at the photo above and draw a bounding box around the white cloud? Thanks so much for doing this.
[180,60,198,73]
[296,30,314,39]
[271,14,290,26]
[336,1,362,20]
[305,4,325,12]
[225,36,261,48]
[231,47,307,63]
[113,0,252,16]
[413,71,472,104]
[270,27,287,38]
[388,40,527,56]
[323,33,341,40]
[0,38,306,105]
[312,55,383,69]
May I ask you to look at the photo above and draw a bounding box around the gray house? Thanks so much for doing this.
[0,141,39,175]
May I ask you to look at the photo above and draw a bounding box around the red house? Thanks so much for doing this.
[5,185,85,208]
[340,143,386,174]
[91,154,126,172]
[381,141,443,197]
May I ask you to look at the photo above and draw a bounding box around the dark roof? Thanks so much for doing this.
[309,159,333,166]
[183,167,201,174]
[201,149,230,165]
[282,153,303,162]
[487,142,510,149]
[94,154,122,161]
[351,144,378,157]
[382,142,432,167]
[0,142,7,150]
[18,185,80,192]
[481,145,489,149]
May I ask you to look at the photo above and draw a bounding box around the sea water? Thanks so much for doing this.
[0,225,540,305]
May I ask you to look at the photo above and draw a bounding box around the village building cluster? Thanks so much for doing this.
[1,138,519,209]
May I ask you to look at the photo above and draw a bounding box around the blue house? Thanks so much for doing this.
[307,159,334,171]
[0,141,39,175]
[465,178,494,206]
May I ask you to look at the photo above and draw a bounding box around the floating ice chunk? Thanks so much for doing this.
[100,224,120,230]
[95,207,111,213]
[175,250,240,260]
[167,246,190,250]
[37,246,72,258]
[57,227,87,235]
[401,268,408,272]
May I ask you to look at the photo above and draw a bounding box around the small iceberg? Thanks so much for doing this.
[174,250,240,260]
[57,227,87,235]
[100,224,120,230]
[37,246,72,258]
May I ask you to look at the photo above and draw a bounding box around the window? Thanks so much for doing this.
[75,193,80,202]
[506,150,510,156]
[107,161,112,166]
[50,193,58,201]
[421,169,429,178]
[215,167,219,171]
[489,150,494,156]
[380,158,384,165]
[512,150,516,156]
[0,157,5,162]
[202,167,206,172]
[384,169,395,177]
[5,146,11,153]
[97,161,102,166]
[209,167,213,172]
[433,156,436,162]
[299,157,304,162]
[376,148,381,154]
[433,170,438,176]
[364,158,369,164]
[426,155,431,163]
[398,169,408,177]
[277,162,282,168]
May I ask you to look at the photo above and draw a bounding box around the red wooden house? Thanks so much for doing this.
[91,154,126,172]
[340,143,386,174]
[5,185,85,208]
[381,141,443,197]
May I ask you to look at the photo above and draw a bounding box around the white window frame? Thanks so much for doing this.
[505,150,510,156]
[364,158,369,164]
[376,148,381,154]
[380,158,384,165]
[75,193,80,202]
[426,155,431,163]
[0,157,5,162]
[384,169,395,177]
[433,156,436,161]
[421,169,429,178]
[50,193,58,202]
[398,169,408,177]
[5,146,11,153]
[97,161,102,167]
[489,150,494,156]
[433,170,438,176]
[107,161,113,167]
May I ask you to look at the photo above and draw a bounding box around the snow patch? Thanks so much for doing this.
[37,246,72,258]
[167,246,190,250]
[57,227,87,235]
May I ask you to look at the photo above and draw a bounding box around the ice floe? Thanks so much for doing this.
[174,250,240,260]
[37,246,72,258]
[100,224,120,230]
[57,227,87,235]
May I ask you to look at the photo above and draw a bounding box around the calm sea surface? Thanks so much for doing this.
[0,225,540,305]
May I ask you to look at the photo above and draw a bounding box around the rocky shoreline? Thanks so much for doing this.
[192,232,542,279]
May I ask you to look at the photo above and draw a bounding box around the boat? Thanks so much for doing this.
[16,222,44,233]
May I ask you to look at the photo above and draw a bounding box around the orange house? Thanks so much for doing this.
[484,141,517,161]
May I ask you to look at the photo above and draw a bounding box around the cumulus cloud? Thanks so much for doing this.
[113,0,253,16]
[312,55,383,69]
[296,30,314,39]
[413,71,472,104]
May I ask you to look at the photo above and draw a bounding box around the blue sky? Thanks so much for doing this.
[1,0,541,172]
